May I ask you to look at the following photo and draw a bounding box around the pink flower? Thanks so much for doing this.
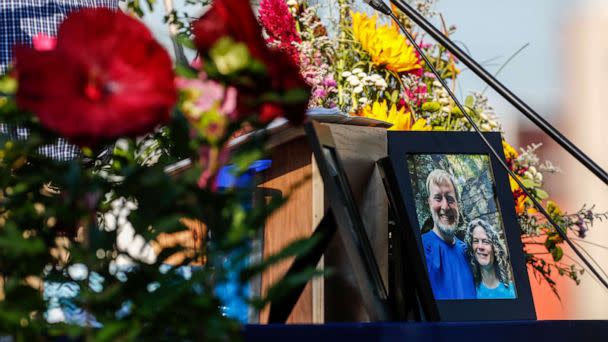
[176,75,237,118]
[32,34,57,51]
[404,84,428,107]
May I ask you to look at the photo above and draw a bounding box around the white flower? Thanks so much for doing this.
[374,80,387,89]
[370,73,382,81]
[358,97,368,103]
[287,0,298,6]
[46,308,66,324]
[352,67,363,74]
[116,222,135,251]
[357,72,368,79]
[68,263,89,281]
[348,77,361,86]
[341,71,352,78]
[102,212,117,231]
[353,85,364,94]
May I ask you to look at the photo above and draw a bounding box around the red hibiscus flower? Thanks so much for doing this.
[14,8,176,146]
[191,0,310,125]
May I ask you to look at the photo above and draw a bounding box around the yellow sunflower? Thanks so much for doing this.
[352,12,422,73]
[502,141,519,161]
[357,100,430,131]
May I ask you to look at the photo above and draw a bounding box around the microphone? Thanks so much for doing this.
[362,0,391,15]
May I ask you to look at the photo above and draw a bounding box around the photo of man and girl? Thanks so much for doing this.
[407,154,517,300]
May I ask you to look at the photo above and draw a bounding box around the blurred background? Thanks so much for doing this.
[135,0,608,319]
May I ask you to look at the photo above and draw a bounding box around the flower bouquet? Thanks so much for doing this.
[0,1,313,340]
[250,0,607,296]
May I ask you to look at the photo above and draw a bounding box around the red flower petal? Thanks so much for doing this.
[192,0,268,62]
[15,8,176,146]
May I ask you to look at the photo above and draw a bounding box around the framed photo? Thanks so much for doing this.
[305,121,391,321]
[380,131,536,321]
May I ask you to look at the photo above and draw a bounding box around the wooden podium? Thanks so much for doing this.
[258,123,388,323]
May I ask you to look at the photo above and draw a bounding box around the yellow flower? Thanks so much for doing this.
[411,118,431,131]
[547,200,562,217]
[352,12,422,73]
[357,100,430,131]
[502,141,519,161]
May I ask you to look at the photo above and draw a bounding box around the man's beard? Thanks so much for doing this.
[431,209,458,239]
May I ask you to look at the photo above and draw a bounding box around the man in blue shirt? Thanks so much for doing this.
[421,169,476,300]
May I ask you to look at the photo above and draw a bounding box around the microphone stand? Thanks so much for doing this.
[362,0,608,290]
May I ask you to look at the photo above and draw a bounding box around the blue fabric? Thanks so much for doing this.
[0,0,118,74]
[215,160,272,323]
[476,281,516,299]
[216,160,272,190]
[422,231,476,300]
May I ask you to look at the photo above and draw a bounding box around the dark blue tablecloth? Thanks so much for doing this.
[244,321,608,342]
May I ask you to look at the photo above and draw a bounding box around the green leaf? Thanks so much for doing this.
[175,32,195,50]
[175,64,198,79]
[0,76,17,94]
[262,266,328,305]
[544,237,556,250]
[241,235,322,281]
[421,101,441,113]
[535,189,549,200]
[465,95,474,108]
[520,178,538,189]
[390,90,400,103]
[96,321,131,342]
[551,246,564,262]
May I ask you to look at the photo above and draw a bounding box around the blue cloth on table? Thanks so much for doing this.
[422,231,476,300]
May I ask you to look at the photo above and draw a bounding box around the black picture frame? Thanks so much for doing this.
[381,131,536,321]
[305,121,391,321]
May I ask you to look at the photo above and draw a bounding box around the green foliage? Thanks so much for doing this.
[0,82,315,341]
